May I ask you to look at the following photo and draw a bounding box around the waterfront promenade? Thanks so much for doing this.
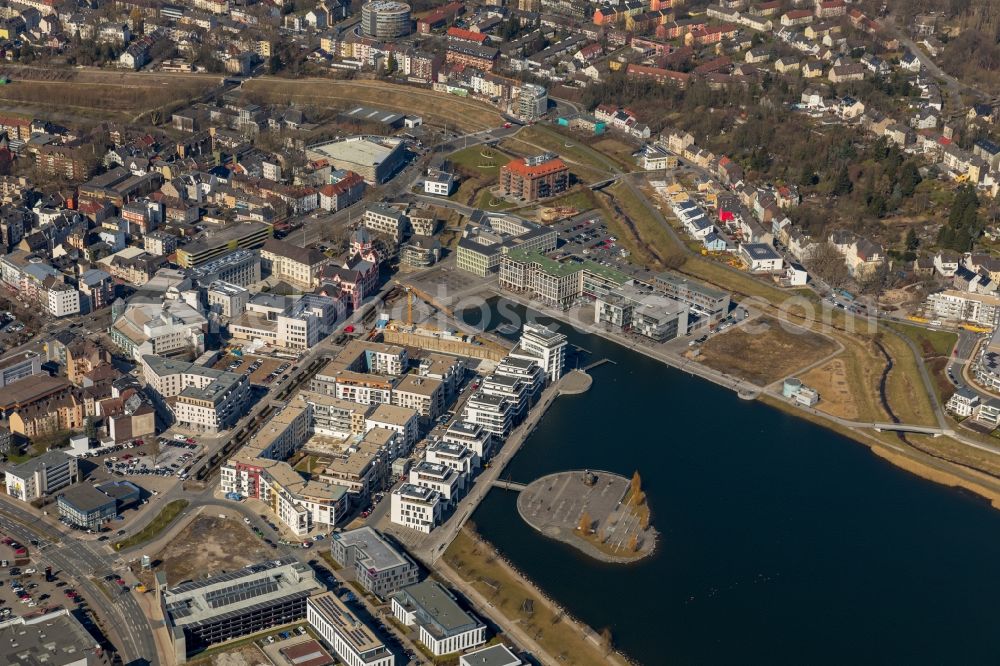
[384,368,593,562]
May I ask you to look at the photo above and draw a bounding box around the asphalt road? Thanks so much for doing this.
[0,502,155,665]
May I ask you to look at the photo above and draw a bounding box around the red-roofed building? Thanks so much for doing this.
[318,171,366,212]
[447,26,486,44]
[593,5,619,25]
[687,24,738,46]
[625,64,690,88]
[417,1,464,33]
[500,154,569,201]
[816,0,846,18]
[781,9,814,26]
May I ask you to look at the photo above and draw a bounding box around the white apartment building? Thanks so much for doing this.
[408,461,463,505]
[927,290,1000,327]
[308,592,395,666]
[423,171,455,197]
[390,483,443,533]
[460,392,513,441]
[425,440,478,490]
[479,373,531,423]
[366,403,420,453]
[4,450,78,502]
[509,322,567,382]
[443,420,493,460]
[46,284,81,318]
[141,355,250,431]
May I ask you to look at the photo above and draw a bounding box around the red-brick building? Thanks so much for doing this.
[500,154,569,202]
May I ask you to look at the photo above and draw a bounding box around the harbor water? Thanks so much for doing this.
[464,300,1000,665]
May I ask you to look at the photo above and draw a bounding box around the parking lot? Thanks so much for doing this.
[100,437,199,481]
[213,353,292,386]
[553,214,628,265]
[0,554,78,618]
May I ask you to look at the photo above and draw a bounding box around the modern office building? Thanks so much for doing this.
[0,608,110,666]
[163,558,322,662]
[109,300,207,362]
[456,211,557,276]
[175,223,272,268]
[330,527,420,599]
[595,285,690,341]
[57,480,140,530]
[391,581,486,656]
[229,293,339,351]
[206,281,250,319]
[361,0,412,38]
[499,153,569,202]
[363,204,410,244]
[188,249,261,288]
[0,350,42,388]
[4,450,79,502]
[516,83,548,121]
[652,273,731,325]
[499,249,629,310]
[307,592,395,666]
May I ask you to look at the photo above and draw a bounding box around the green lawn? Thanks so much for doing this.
[887,322,957,358]
[114,500,189,551]
[540,187,601,213]
[475,189,514,211]
[448,145,507,171]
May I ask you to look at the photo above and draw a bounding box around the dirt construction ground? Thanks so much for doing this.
[798,357,859,419]
[696,316,840,387]
[148,515,270,585]
[242,77,503,131]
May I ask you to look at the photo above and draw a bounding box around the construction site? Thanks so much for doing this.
[376,279,511,361]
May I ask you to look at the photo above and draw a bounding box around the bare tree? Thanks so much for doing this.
[807,241,851,289]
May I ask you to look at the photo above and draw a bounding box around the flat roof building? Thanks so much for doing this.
[307,591,395,666]
[460,645,523,666]
[390,483,444,533]
[176,223,272,268]
[306,137,407,185]
[0,608,110,666]
[391,580,486,656]
[163,557,322,662]
[57,480,140,531]
[330,527,420,599]
[653,273,730,324]
[4,450,78,502]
